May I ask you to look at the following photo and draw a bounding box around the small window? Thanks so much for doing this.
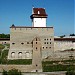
[36,64,38,66]
[46,47,48,49]
[49,47,51,48]
[50,42,51,44]
[21,43,24,45]
[26,52,30,58]
[47,42,48,44]
[47,39,48,40]
[38,11,40,14]
[36,42,37,44]
[5,42,6,44]
[36,70,38,72]
[44,39,46,40]
[27,42,29,44]
[44,42,46,44]
[50,39,51,40]
[12,43,15,45]
[36,47,37,49]
[11,52,15,58]
[18,52,22,58]
[43,47,44,49]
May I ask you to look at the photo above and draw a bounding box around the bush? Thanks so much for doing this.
[1,50,9,64]
[8,69,22,75]
[66,71,75,75]
[2,69,22,75]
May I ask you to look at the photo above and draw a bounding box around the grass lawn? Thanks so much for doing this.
[42,61,75,72]
[0,44,5,50]
[7,59,32,65]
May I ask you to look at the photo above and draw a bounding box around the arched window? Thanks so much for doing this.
[25,52,30,58]
[18,52,22,58]
[11,52,15,58]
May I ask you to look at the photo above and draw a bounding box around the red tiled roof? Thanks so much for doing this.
[54,38,75,41]
[0,38,10,40]
[30,8,48,18]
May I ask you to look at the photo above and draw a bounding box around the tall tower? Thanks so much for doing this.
[30,8,48,27]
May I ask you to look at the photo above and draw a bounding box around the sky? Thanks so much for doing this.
[0,0,74,36]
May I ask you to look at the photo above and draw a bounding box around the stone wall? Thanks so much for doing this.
[8,27,54,59]
[0,72,66,75]
[54,40,75,52]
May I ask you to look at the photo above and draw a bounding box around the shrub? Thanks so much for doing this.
[66,71,75,75]
[2,69,22,75]
[8,69,22,75]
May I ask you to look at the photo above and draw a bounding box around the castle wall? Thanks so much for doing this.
[8,27,54,59]
[54,40,75,52]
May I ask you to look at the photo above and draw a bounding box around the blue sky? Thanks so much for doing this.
[0,0,74,36]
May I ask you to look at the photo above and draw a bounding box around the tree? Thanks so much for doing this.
[70,34,75,36]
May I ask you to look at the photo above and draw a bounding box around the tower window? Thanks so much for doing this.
[43,47,44,49]
[27,42,29,44]
[21,43,24,45]
[46,47,48,49]
[36,47,37,49]
[49,47,51,48]
[44,39,46,40]
[38,11,40,14]
[36,70,38,72]
[12,43,15,45]
[50,42,51,44]
[47,42,48,44]
[44,42,46,44]
[36,42,37,44]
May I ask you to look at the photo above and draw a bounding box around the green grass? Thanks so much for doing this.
[0,44,5,50]
[42,61,75,72]
[7,59,32,65]
[42,64,75,72]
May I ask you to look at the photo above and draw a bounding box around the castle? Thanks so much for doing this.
[0,8,75,73]
[8,8,54,60]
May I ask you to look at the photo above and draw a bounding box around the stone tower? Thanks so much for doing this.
[30,8,47,27]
